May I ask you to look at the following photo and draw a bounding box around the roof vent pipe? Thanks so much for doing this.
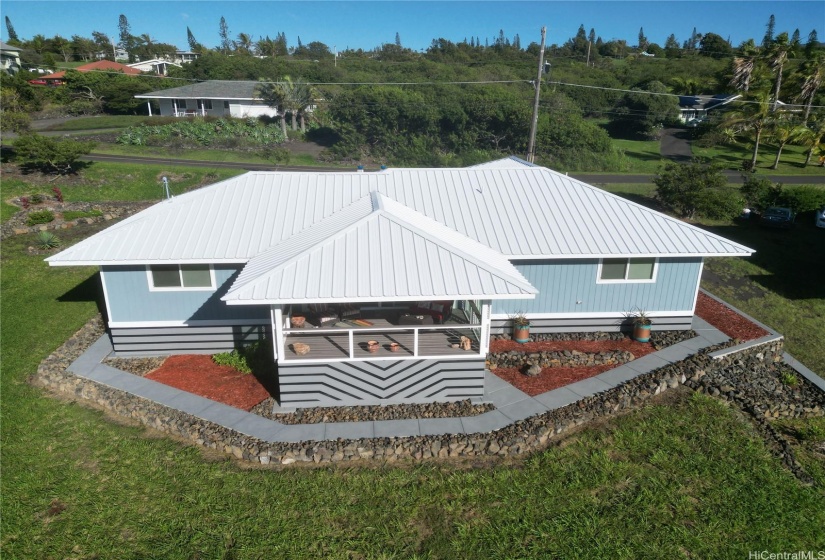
[162,176,173,200]
[357,165,364,173]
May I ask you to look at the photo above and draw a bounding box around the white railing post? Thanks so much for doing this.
[413,328,419,357]
[348,329,354,359]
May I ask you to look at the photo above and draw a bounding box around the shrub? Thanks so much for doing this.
[52,187,63,202]
[30,193,44,204]
[0,110,31,133]
[36,231,60,249]
[654,161,740,220]
[780,371,798,387]
[20,196,29,209]
[26,209,54,226]
[13,134,96,175]
[212,340,272,375]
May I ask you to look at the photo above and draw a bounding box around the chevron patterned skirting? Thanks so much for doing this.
[278,358,486,407]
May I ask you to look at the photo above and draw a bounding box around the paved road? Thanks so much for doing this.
[660,128,693,162]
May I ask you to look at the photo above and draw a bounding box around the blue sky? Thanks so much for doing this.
[2,1,823,52]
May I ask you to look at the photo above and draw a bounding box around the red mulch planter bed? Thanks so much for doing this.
[146,355,272,411]
[489,338,657,397]
[139,294,768,409]
[695,291,769,342]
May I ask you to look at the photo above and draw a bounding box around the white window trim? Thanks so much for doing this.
[146,264,216,292]
[596,257,658,284]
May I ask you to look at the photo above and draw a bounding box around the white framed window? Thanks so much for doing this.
[147,264,215,291]
[597,258,657,283]
[198,99,212,110]
[174,99,188,109]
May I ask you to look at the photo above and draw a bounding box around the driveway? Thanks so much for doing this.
[660,127,693,162]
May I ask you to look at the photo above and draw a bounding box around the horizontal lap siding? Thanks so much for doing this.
[494,258,702,317]
[278,358,485,407]
[111,324,270,356]
[102,265,268,323]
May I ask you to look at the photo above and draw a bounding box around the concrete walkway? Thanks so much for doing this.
[65,315,818,443]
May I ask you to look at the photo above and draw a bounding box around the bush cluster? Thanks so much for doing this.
[212,340,272,375]
[26,209,55,226]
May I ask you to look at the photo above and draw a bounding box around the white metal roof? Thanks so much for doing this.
[468,156,536,168]
[222,192,537,304]
[47,164,754,267]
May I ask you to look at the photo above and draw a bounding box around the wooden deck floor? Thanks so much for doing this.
[283,327,480,361]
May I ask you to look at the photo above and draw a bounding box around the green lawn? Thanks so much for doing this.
[611,138,669,173]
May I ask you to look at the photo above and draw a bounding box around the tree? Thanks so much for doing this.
[219,16,231,54]
[13,134,96,174]
[71,35,97,61]
[768,116,802,169]
[187,27,202,52]
[235,32,253,55]
[721,91,773,169]
[664,34,681,58]
[92,31,114,59]
[5,16,18,43]
[798,51,824,122]
[395,32,401,47]
[762,14,776,49]
[765,32,796,106]
[653,161,741,219]
[730,40,760,92]
[118,14,135,61]
[52,35,72,62]
[699,33,732,59]
[637,27,648,52]
[256,78,289,136]
[794,114,825,166]
[609,80,680,138]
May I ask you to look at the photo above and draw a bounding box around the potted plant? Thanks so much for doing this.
[631,310,652,342]
[511,312,531,343]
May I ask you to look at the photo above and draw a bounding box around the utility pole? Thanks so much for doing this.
[526,26,546,164]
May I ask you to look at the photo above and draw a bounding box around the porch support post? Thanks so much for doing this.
[147,101,152,116]
[172,100,178,116]
[272,305,284,360]
[479,300,492,354]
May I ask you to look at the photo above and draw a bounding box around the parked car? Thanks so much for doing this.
[816,206,825,229]
[759,207,795,229]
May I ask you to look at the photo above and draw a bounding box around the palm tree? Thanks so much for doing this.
[721,91,773,169]
[730,40,760,92]
[767,115,802,169]
[797,52,825,123]
[290,78,315,132]
[255,79,289,137]
[794,114,825,166]
[765,32,796,108]
[235,33,253,55]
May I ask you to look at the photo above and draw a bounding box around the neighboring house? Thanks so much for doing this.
[0,41,22,74]
[47,158,753,408]
[678,94,741,126]
[174,50,200,64]
[30,59,142,86]
[135,80,280,118]
[127,59,182,76]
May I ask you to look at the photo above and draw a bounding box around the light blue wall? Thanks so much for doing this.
[493,258,702,316]
[102,265,268,323]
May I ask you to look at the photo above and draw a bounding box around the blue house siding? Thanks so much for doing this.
[102,265,268,324]
[492,258,701,333]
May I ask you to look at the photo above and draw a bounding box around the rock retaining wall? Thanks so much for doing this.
[33,317,824,476]
[488,349,634,370]
[1,201,151,239]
